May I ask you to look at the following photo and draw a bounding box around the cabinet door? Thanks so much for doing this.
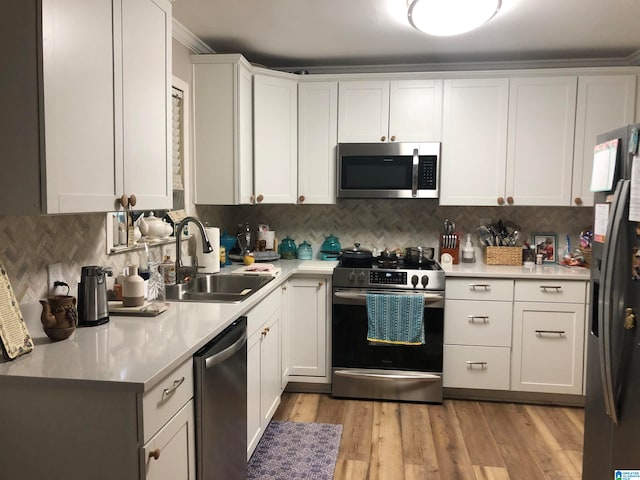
[511,302,585,394]
[288,277,328,378]
[254,74,298,204]
[389,79,443,142]
[298,82,338,204]
[280,282,290,390]
[144,400,196,480]
[506,76,577,206]
[247,329,262,459]
[193,59,254,205]
[572,75,636,207]
[440,78,509,206]
[338,81,390,142]
[261,312,281,428]
[121,0,172,210]
[42,0,119,213]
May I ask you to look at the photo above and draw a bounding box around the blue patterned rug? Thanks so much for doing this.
[247,421,343,480]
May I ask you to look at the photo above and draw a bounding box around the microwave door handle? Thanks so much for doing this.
[411,148,419,197]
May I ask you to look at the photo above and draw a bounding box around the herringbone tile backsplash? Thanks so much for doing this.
[1,201,592,304]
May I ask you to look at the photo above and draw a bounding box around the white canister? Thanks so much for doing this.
[196,227,221,273]
[122,264,145,307]
[258,230,276,250]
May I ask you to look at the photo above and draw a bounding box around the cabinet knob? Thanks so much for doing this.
[497,197,505,205]
[149,448,160,460]
[318,281,324,287]
[119,194,129,208]
[250,195,255,204]
[574,197,583,205]
[390,135,396,142]
[262,327,270,336]
[380,136,386,142]
[298,195,305,203]
[256,194,264,203]
[506,196,514,205]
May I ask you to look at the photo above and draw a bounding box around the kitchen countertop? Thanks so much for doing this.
[0,258,589,391]
[445,262,591,280]
[0,260,337,392]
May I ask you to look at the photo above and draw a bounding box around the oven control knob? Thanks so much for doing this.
[421,275,429,288]
[411,275,419,287]
[348,270,356,283]
[357,271,366,283]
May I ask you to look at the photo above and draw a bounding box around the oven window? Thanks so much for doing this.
[332,302,443,372]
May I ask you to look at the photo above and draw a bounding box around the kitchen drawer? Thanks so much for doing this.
[444,345,510,390]
[446,278,514,301]
[247,286,281,338]
[444,299,512,347]
[514,279,586,303]
[143,359,194,443]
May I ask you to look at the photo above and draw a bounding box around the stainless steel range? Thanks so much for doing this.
[331,258,445,403]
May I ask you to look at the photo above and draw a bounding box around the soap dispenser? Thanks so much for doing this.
[462,234,475,263]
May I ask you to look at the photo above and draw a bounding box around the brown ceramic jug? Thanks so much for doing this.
[40,295,78,341]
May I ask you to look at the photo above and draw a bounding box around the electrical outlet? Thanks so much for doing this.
[47,263,64,295]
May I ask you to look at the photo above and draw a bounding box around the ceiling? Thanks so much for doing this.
[171,0,640,73]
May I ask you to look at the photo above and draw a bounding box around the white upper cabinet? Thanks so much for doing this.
[192,55,254,205]
[389,80,443,142]
[439,78,510,206]
[505,76,578,206]
[253,72,298,204]
[298,82,338,204]
[0,0,171,214]
[338,79,443,143]
[572,75,636,207]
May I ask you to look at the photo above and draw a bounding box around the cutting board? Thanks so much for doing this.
[230,264,281,276]
[108,301,169,317]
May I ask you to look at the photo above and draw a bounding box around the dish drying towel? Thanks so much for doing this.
[366,293,425,345]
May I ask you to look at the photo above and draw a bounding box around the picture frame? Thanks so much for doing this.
[532,233,558,263]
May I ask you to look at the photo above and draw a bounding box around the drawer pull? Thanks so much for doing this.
[539,285,562,292]
[535,330,566,337]
[149,448,161,460]
[467,315,489,323]
[161,376,185,400]
[469,284,491,291]
[466,361,487,369]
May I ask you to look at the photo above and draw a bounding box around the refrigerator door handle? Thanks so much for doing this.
[599,179,630,425]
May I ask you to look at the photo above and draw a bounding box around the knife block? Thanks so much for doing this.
[439,234,460,264]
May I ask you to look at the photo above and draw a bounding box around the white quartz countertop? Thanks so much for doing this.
[445,262,590,280]
[0,258,589,390]
[0,260,337,392]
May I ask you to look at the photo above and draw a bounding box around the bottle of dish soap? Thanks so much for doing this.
[462,234,475,263]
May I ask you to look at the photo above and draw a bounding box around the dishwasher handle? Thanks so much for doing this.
[204,324,247,369]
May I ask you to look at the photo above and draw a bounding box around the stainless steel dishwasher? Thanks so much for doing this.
[194,317,247,480]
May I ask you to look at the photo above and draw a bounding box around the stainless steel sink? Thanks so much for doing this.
[165,274,275,303]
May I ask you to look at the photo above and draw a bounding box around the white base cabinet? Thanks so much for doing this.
[143,400,196,480]
[444,278,514,390]
[247,288,282,458]
[287,275,331,383]
[511,280,587,395]
[444,277,588,397]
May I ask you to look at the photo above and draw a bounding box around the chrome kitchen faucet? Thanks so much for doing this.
[175,216,213,283]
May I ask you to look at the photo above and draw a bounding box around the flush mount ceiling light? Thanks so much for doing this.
[408,0,502,36]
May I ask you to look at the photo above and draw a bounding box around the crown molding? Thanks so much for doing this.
[172,18,214,54]
[627,49,640,66]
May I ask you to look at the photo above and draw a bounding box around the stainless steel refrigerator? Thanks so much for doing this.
[583,124,640,479]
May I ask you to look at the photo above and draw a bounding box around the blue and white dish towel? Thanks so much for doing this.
[366,293,425,345]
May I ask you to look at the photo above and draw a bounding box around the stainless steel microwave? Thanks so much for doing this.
[337,142,441,199]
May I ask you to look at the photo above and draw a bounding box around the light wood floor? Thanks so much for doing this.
[273,393,584,480]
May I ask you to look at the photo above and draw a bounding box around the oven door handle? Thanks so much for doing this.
[333,369,441,381]
[334,290,444,303]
